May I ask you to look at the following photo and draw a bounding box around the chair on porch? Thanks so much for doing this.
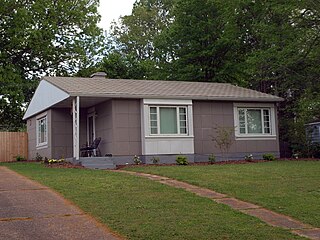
[80,137,101,157]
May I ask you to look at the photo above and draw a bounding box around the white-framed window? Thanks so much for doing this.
[149,106,188,135]
[36,115,48,147]
[234,104,276,138]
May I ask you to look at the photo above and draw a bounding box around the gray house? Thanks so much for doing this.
[23,73,283,167]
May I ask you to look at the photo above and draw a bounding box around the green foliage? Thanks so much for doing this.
[244,154,253,161]
[133,155,142,165]
[176,155,188,165]
[208,154,216,164]
[0,0,103,130]
[15,155,26,161]
[262,153,276,161]
[151,156,160,164]
[35,153,43,161]
[106,0,320,156]
[211,125,234,161]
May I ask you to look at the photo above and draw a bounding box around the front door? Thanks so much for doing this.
[87,113,95,146]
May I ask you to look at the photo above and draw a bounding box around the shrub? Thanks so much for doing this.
[263,153,276,161]
[133,155,142,165]
[35,153,43,161]
[208,154,216,164]
[176,155,188,165]
[15,155,26,161]
[151,156,160,164]
[244,154,253,161]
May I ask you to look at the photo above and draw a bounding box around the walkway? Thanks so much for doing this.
[117,170,320,240]
[0,167,121,240]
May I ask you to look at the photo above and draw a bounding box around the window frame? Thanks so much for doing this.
[36,115,48,147]
[148,105,188,136]
[234,104,276,139]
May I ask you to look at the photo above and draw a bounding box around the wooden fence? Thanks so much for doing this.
[0,132,28,162]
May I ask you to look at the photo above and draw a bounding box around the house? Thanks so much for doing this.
[305,122,320,144]
[23,72,283,167]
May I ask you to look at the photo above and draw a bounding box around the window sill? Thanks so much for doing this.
[36,144,48,149]
[235,135,276,140]
[146,135,194,139]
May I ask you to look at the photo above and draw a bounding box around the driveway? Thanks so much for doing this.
[0,166,121,240]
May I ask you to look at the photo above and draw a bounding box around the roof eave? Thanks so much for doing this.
[68,93,283,102]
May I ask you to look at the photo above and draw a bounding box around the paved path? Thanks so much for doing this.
[117,170,320,240]
[0,167,121,240]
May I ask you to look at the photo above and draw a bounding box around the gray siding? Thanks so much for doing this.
[95,100,114,155]
[51,108,73,159]
[193,101,280,159]
[27,110,52,160]
[112,99,142,156]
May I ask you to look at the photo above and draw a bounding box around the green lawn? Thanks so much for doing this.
[128,160,320,228]
[2,163,303,240]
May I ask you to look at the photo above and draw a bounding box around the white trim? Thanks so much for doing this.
[148,106,188,136]
[36,113,48,148]
[141,99,194,155]
[72,96,80,160]
[233,103,277,140]
[23,80,69,120]
[86,112,96,145]
[143,99,192,105]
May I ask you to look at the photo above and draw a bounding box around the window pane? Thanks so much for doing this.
[238,109,246,134]
[151,128,157,134]
[263,109,271,134]
[180,128,187,134]
[150,107,157,113]
[247,110,262,134]
[149,107,158,134]
[160,107,177,134]
[37,117,47,144]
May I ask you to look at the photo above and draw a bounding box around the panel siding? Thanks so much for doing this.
[51,108,73,159]
[112,99,142,156]
[193,101,280,158]
[26,110,52,159]
[95,100,114,155]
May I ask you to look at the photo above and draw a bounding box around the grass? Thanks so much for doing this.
[128,160,320,228]
[1,162,303,240]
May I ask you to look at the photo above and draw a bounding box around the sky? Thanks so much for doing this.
[98,0,136,30]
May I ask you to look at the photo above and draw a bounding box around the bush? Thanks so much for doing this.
[35,153,43,161]
[244,154,253,161]
[151,156,160,164]
[208,154,216,164]
[133,155,142,165]
[263,153,276,161]
[176,155,188,165]
[15,155,26,161]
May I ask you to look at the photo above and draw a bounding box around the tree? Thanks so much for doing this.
[107,0,175,79]
[0,0,103,130]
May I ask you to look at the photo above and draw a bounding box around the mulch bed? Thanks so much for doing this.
[117,158,320,169]
[44,162,85,169]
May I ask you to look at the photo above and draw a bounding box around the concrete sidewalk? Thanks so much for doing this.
[0,166,121,240]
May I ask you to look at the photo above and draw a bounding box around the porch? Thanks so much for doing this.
[68,157,116,169]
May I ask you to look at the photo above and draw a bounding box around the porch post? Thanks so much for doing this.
[72,96,80,160]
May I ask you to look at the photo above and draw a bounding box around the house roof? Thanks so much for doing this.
[43,76,283,102]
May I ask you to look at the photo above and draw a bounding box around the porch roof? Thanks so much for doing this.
[44,76,283,102]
